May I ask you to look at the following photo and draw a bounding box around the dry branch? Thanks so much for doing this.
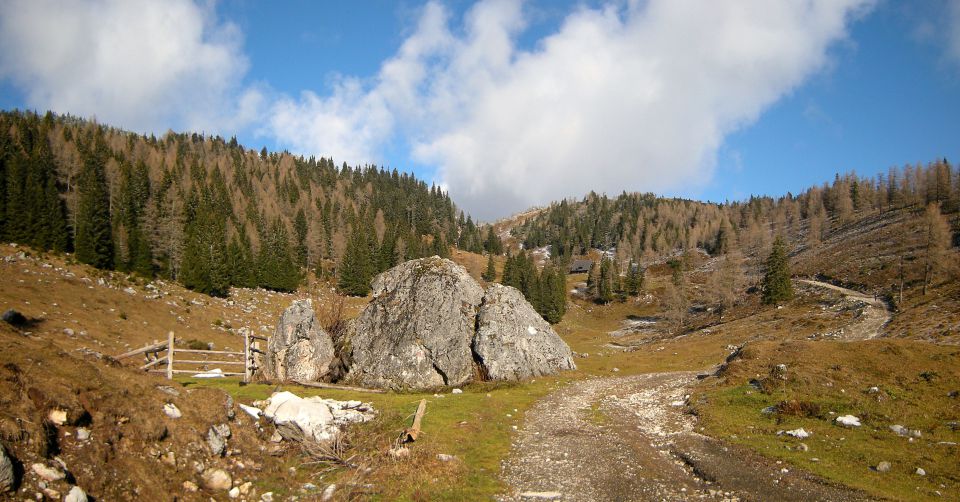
[292,380,386,394]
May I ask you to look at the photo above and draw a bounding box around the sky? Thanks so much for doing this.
[1,0,958,221]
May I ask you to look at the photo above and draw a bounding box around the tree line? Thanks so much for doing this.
[0,110,490,297]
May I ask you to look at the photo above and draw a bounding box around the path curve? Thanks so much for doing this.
[796,279,891,340]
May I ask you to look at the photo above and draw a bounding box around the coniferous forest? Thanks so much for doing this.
[0,110,491,296]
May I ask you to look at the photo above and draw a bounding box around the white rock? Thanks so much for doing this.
[262,391,362,442]
[785,428,811,439]
[182,481,199,492]
[239,404,262,419]
[452,388,463,394]
[63,486,87,502]
[519,492,563,500]
[163,403,182,419]
[47,409,68,426]
[192,368,225,378]
[876,461,891,472]
[437,454,456,462]
[915,467,926,476]
[31,463,64,482]
[260,492,274,502]
[321,484,337,501]
[228,487,240,498]
[835,415,861,427]
[75,428,91,441]
[201,468,232,491]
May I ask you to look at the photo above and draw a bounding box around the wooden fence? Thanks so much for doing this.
[115,330,268,382]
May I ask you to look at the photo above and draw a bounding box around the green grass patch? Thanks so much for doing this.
[184,377,562,500]
[695,340,960,501]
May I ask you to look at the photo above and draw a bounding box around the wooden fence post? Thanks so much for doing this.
[166,331,174,380]
[243,330,251,383]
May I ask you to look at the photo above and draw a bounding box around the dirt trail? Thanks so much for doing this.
[797,279,891,340]
[500,281,886,501]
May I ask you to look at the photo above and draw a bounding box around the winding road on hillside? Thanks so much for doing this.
[499,281,888,501]
[797,279,891,340]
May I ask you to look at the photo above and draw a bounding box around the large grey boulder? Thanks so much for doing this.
[347,257,484,390]
[264,299,335,382]
[474,284,576,380]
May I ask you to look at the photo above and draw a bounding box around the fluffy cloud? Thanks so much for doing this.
[0,0,250,134]
[264,0,873,220]
[0,0,874,220]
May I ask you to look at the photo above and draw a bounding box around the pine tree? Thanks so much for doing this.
[258,218,301,292]
[74,140,113,269]
[482,253,497,282]
[597,258,614,304]
[294,207,309,267]
[338,223,373,296]
[180,190,230,297]
[761,236,793,305]
[586,261,599,298]
[484,226,503,255]
[625,263,643,297]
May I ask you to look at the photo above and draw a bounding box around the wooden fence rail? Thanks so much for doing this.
[115,330,264,383]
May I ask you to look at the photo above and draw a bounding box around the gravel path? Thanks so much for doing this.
[796,279,891,340]
[499,281,886,501]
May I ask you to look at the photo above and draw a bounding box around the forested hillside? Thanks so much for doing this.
[512,161,959,304]
[0,110,496,296]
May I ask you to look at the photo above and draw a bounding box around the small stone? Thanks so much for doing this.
[797,443,809,452]
[207,424,230,457]
[163,403,181,419]
[321,484,336,501]
[269,430,283,443]
[835,415,861,427]
[161,451,176,466]
[876,461,891,472]
[916,467,926,476]
[260,492,274,502]
[41,488,60,500]
[75,428,91,441]
[785,428,811,439]
[229,487,240,498]
[201,468,232,491]
[452,388,463,394]
[47,409,68,426]
[388,447,410,459]
[239,481,253,495]
[302,483,317,491]
[182,481,199,492]
[63,328,75,336]
[437,454,457,462]
[31,463,65,482]
[63,486,87,502]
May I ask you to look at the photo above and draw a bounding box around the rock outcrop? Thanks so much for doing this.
[347,257,484,389]
[473,284,576,380]
[264,299,335,382]
[344,257,575,389]
[0,444,15,493]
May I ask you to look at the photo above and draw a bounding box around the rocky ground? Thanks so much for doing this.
[499,281,892,501]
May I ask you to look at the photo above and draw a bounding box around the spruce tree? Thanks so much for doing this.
[482,253,497,282]
[761,236,793,305]
[597,258,614,303]
[258,218,301,292]
[338,223,373,296]
[75,140,113,269]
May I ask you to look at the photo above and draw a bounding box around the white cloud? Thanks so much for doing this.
[0,0,250,134]
[0,0,875,220]
[262,0,873,220]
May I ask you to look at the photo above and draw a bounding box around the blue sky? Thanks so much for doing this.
[1,0,958,220]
